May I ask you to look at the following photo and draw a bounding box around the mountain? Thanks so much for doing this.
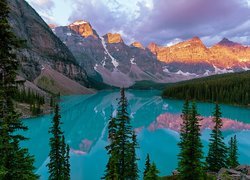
[7,0,93,95]
[131,42,144,49]
[148,37,250,75]
[47,17,250,87]
[53,21,185,87]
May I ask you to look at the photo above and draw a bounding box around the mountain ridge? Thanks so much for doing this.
[8,0,93,94]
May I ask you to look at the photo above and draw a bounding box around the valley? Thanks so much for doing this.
[1,0,250,179]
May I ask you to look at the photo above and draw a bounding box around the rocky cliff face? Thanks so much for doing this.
[53,21,172,87]
[148,37,250,74]
[103,33,124,44]
[131,42,144,49]
[68,20,98,39]
[51,18,250,86]
[7,0,89,87]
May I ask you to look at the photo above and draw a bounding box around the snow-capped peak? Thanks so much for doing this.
[70,20,88,26]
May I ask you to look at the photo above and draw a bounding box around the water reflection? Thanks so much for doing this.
[21,90,250,179]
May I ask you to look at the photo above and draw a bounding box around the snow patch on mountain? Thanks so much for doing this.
[213,65,234,74]
[242,66,250,71]
[203,70,211,76]
[130,58,136,65]
[175,70,197,76]
[70,20,88,26]
[163,67,170,73]
[100,36,119,69]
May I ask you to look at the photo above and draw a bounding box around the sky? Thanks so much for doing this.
[26,0,250,47]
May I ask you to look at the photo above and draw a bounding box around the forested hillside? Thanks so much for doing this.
[162,71,250,106]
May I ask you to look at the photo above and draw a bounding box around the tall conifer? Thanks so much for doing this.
[47,104,63,179]
[104,108,119,179]
[143,154,151,178]
[47,105,70,180]
[177,100,190,176]
[104,88,139,179]
[128,131,139,179]
[227,135,239,168]
[206,103,227,172]
[178,101,204,179]
[0,0,37,179]
[144,162,159,180]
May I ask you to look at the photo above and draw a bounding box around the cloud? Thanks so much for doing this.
[59,0,250,46]
[135,0,250,46]
[29,0,55,12]
[27,0,56,24]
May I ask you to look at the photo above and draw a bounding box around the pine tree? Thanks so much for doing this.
[61,136,70,180]
[144,162,159,180]
[47,105,70,180]
[104,109,119,179]
[227,135,239,168]
[143,154,151,179]
[177,100,190,176]
[206,103,228,172]
[0,0,37,179]
[47,104,64,179]
[178,101,204,179]
[128,131,139,180]
[104,88,139,179]
[65,144,71,179]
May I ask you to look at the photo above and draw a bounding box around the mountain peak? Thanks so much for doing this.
[69,20,89,26]
[131,42,144,49]
[217,38,241,47]
[68,20,97,38]
[189,36,202,43]
[48,24,57,29]
[103,33,124,44]
[147,42,159,54]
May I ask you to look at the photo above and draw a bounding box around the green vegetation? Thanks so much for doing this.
[177,101,240,179]
[206,103,228,172]
[14,88,45,105]
[143,154,151,178]
[144,162,160,180]
[227,135,239,168]
[143,154,160,180]
[14,88,45,116]
[130,80,170,90]
[47,104,70,180]
[0,0,38,178]
[177,101,204,179]
[104,88,139,179]
[162,71,250,106]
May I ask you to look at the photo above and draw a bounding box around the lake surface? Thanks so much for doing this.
[21,90,250,180]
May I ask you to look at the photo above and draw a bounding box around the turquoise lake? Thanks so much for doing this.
[21,90,250,180]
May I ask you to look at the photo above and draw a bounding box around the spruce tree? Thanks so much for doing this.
[143,154,151,178]
[206,103,227,172]
[104,109,119,179]
[178,101,204,179]
[177,100,190,176]
[0,0,37,179]
[144,162,159,180]
[128,131,139,179]
[65,144,71,179]
[104,88,139,179]
[47,104,64,179]
[227,135,239,168]
[116,88,138,179]
[61,136,70,180]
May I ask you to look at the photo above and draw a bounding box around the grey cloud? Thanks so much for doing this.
[68,0,250,46]
[29,0,55,13]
